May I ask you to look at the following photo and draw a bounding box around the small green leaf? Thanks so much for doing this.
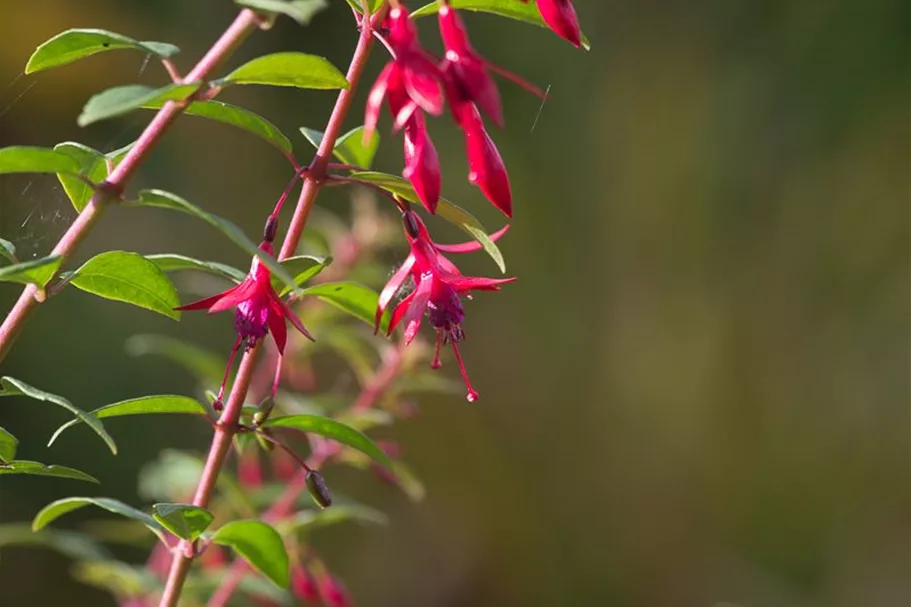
[79,83,202,127]
[72,561,159,597]
[218,52,348,90]
[279,503,388,534]
[0,238,16,264]
[273,255,331,295]
[0,427,18,462]
[151,503,214,541]
[126,335,226,384]
[146,253,246,283]
[300,126,379,169]
[142,99,293,155]
[68,251,181,320]
[0,461,98,483]
[411,0,591,50]
[236,0,328,24]
[265,414,393,470]
[53,143,106,212]
[212,520,289,588]
[0,377,117,455]
[33,497,164,543]
[348,171,506,272]
[298,281,380,328]
[48,395,207,447]
[343,0,386,13]
[132,189,298,292]
[25,28,180,74]
[0,146,81,175]
[0,255,62,288]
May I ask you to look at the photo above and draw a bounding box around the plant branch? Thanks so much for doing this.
[0,9,264,365]
[156,9,384,606]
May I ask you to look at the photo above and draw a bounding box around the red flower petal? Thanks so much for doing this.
[402,114,441,213]
[400,52,445,116]
[267,298,288,354]
[402,274,433,345]
[207,279,258,313]
[386,290,416,336]
[537,0,582,48]
[277,295,314,341]
[462,105,512,217]
[433,224,510,254]
[376,254,415,333]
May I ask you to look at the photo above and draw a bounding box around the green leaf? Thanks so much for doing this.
[348,171,506,273]
[273,255,331,296]
[265,414,393,470]
[0,377,117,455]
[298,281,380,328]
[48,395,207,447]
[279,503,388,534]
[0,146,81,175]
[78,83,202,127]
[146,253,246,283]
[72,561,160,597]
[0,461,98,483]
[411,0,591,50]
[343,0,386,13]
[53,143,106,212]
[0,238,16,264]
[32,498,163,541]
[68,251,181,320]
[300,126,379,169]
[0,524,112,561]
[142,99,293,155]
[132,189,298,292]
[236,0,328,24]
[218,52,348,90]
[126,335,226,384]
[0,255,62,288]
[25,28,180,74]
[151,503,214,541]
[0,427,17,462]
[212,520,289,588]
[138,450,206,504]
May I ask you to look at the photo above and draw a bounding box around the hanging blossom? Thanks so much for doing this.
[375,210,514,402]
[518,0,582,48]
[175,240,313,354]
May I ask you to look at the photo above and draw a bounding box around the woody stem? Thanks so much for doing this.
[156,10,383,607]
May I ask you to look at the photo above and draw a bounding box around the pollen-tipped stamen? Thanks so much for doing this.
[214,336,243,411]
[449,337,478,402]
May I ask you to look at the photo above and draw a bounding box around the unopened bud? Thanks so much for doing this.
[403,211,420,239]
[292,566,320,604]
[263,215,278,243]
[255,429,275,453]
[306,470,332,509]
[252,396,275,426]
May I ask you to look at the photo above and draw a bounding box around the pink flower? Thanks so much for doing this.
[175,242,313,354]
[535,0,582,47]
[402,112,441,213]
[318,575,352,607]
[438,4,503,127]
[460,103,512,217]
[376,211,514,402]
[291,566,321,605]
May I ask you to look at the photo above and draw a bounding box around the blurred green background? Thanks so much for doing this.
[0,1,908,606]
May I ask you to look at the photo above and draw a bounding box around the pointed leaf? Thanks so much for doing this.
[0,255,62,288]
[348,171,506,273]
[79,83,202,127]
[212,520,289,588]
[217,52,347,90]
[32,498,164,543]
[235,0,328,25]
[151,503,214,541]
[273,255,331,296]
[0,427,17,462]
[68,251,181,320]
[48,395,207,447]
[142,99,293,155]
[0,377,117,455]
[300,126,379,169]
[26,28,179,74]
[0,146,80,175]
[126,334,225,384]
[53,143,106,212]
[0,461,98,483]
[343,0,385,13]
[298,281,380,328]
[0,238,16,264]
[265,414,393,470]
[146,253,246,283]
[132,189,298,291]
[411,0,591,50]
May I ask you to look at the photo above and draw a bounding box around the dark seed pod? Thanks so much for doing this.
[306,470,332,509]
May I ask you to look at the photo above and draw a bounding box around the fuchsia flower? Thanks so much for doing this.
[402,111,441,213]
[375,211,514,402]
[291,566,321,605]
[460,103,513,217]
[518,0,582,48]
[175,241,313,354]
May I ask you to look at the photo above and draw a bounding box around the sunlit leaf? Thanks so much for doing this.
[32,497,164,543]
[278,503,388,534]
[0,524,112,561]
[72,561,160,597]
[146,253,246,283]
[274,254,331,296]
[265,414,392,470]
[217,52,347,90]
[53,142,106,212]
[0,238,16,264]
[79,83,202,127]
[0,256,62,288]
[300,126,379,169]
[212,520,289,588]
[298,281,380,328]
[68,251,181,320]
[25,28,179,74]
[0,377,116,455]
[0,427,17,462]
[0,146,80,175]
[0,461,98,483]
[151,503,214,541]
[236,0,328,24]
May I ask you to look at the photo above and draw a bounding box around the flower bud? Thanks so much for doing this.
[292,565,321,605]
[537,0,582,48]
[306,470,332,509]
[319,575,352,607]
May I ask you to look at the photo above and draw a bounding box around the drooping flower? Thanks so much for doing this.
[376,211,514,402]
[175,242,313,354]
[524,0,582,48]
[291,566,321,605]
[402,111,441,212]
[460,103,513,217]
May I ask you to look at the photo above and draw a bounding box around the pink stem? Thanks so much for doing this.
[0,9,265,365]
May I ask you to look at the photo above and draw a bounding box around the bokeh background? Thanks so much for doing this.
[0,1,908,606]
